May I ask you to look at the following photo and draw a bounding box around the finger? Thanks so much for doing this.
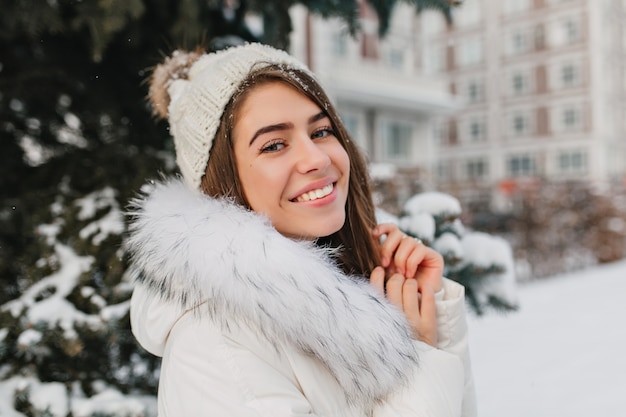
[371,223,396,238]
[402,278,420,323]
[418,286,438,345]
[377,227,405,268]
[385,273,405,310]
[394,237,424,277]
[405,243,425,279]
[415,248,445,292]
[369,266,385,296]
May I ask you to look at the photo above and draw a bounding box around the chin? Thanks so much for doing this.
[306,217,345,239]
[281,216,345,240]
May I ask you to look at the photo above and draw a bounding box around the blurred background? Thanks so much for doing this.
[1,0,625,416]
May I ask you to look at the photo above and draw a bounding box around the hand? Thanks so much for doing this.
[372,223,444,293]
[370,267,437,345]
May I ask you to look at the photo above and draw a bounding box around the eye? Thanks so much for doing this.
[311,127,335,139]
[260,139,285,153]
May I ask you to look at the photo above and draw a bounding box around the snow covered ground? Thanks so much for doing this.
[467,259,626,417]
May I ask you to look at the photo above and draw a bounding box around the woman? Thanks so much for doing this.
[128,43,476,417]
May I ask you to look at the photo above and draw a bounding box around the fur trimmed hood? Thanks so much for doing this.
[126,179,417,405]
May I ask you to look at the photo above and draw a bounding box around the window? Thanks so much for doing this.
[382,121,412,161]
[432,120,448,145]
[466,159,488,179]
[509,28,531,55]
[550,61,582,90]
[467,80,484,102]
[513,74,524,93]
[563,18,580,43]
[470,122,482,141]
[550,104,584,132]
[561,63,579,87]
[332,31,348,57]
[510,112,532,136]
[437,161,453,181]
[467,118,485,142]
[558,150,587,173]
[548,15,582,47]
[507,155,537,177]
[425,46,446,74]
[513,116,526,133]
[513,32,526,53]
[563,108,576,126]
[562,107,579,129]
[458,37,483,67]
[341,112,367,151]
[387,48,405,70]
[341,113,359,138]
[511,71,530,95]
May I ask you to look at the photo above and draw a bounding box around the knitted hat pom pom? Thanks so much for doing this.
[148,50,203,119]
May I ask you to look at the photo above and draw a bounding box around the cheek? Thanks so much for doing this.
[335,146,351,177]
[240,164,286,210]
[233,151,259,207]
[239,168,261,203]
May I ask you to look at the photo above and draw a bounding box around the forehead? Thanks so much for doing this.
[236,82,322,124]
[242,80,314,106]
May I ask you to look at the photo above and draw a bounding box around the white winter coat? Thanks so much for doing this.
[127,179,477,417]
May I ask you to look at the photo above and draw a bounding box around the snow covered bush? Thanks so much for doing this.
[0,184,160,417]
[378,191,519,315]
[0,91,164,416]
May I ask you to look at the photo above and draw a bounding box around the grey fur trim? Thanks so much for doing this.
[126,179,417,406]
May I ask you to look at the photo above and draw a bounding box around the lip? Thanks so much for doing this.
[289,177,337,202]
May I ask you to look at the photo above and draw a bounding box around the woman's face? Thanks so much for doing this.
[233,81,350,239]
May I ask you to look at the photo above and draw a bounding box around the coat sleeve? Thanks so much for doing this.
[436,278,478,417]
[373,278,477,417]
[372,341,464,417]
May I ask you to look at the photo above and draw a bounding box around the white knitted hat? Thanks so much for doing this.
[150,43,313,189]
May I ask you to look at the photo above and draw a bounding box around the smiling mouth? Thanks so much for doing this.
[293,183,334,202]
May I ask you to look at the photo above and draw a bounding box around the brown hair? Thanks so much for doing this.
[200,65,381,277]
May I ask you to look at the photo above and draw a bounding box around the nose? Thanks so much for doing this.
[294,134,331,174]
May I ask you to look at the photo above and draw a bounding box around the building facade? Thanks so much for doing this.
[420,0,626,208]
[287,2,459,204]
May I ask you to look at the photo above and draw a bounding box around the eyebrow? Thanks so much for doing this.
[248,111,329,146]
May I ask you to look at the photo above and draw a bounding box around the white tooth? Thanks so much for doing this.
[295,184,334,202]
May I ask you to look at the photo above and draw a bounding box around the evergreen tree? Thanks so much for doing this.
[0,1,464,415]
